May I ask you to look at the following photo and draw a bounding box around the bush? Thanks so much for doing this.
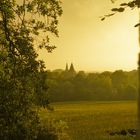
[36,119,70,140]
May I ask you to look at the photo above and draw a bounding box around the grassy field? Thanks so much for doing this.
[39,101,137,140]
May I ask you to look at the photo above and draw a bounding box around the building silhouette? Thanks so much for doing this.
[65,63,68,72]
[64,63,76,78]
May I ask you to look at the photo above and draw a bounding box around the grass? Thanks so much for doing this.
[39,101,137,140]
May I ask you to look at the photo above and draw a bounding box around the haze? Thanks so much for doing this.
[39,0,139,72]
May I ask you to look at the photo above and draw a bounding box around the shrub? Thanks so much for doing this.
[36,119,70,140]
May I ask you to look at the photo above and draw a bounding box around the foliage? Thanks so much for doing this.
[0,0,62,139]
[35,70,50,107]
[37,119,70,140]
[46,70,138,102]
[101,0,140,27]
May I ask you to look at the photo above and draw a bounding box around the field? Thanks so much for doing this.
[39,101,137,140]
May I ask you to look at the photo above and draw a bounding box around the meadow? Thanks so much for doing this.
[39,101,137,140]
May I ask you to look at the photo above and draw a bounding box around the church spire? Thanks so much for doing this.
[65,63,68,71]
[69,63,75,72]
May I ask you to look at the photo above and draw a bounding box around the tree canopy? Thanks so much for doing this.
[0,0,63,139]
[46,70,138,102]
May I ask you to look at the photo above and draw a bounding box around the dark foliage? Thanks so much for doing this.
[46,70,138,102]
[101,0,140,27]
[107,128,136,137]
[0,0,63,139]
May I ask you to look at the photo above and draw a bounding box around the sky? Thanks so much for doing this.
[38,0,139,72]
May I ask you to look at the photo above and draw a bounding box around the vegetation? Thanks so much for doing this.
[0,0,138,139]
[46,69,138,102]
[102,0,140,139]
[0,0,66,139]
[40,101,137,140]
[102,0,140,25]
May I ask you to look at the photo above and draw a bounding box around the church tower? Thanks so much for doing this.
[64,63,76,78]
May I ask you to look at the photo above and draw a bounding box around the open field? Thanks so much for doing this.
[39,101,137,140]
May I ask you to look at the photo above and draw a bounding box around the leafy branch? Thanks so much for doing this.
[101,0,140,27]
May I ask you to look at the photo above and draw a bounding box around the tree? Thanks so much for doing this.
[124,85,137,100]
[0,0,62,139]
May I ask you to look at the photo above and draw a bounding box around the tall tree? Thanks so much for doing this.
[0,0,62,139]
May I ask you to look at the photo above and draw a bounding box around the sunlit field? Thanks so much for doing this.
[39,101,137,140]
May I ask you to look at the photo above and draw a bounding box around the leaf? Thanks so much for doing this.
[111,7,124,12]
[128,2,135,8]
[118,8,125,12]
[120,3,128,6]
[111,8,118,11]
[101,17,105,21]
[134,23,140,27]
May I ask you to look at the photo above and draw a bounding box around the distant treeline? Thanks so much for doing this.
[45,70,138,102]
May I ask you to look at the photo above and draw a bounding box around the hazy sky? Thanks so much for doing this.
[39,0,139,72]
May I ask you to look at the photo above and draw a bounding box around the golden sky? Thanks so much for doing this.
[39,0,139,72]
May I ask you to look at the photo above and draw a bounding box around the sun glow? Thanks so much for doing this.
[39,0,139,72]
